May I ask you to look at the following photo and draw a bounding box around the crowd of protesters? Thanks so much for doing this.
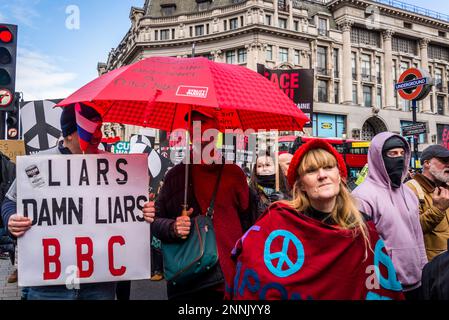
[1,105,449,300]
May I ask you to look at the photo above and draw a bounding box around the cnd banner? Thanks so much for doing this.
[257,64,313,128]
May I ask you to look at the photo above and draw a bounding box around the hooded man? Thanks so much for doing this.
[352,132,427,300]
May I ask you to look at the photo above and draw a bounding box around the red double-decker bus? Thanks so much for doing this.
[279,136,370,179]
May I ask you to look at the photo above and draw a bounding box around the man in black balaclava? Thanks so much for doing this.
[382,136,406,188]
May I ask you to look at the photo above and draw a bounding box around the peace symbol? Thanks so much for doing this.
[373,239,402,291]
[264,230,305,278]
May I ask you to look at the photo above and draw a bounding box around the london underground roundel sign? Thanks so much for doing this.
[395,68,433,101]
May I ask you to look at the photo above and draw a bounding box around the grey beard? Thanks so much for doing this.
[429,165,449,183]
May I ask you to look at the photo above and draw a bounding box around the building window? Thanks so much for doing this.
[265,15,272,26]
[278,18,287,29]
[376,56,381,84]
[318,80,328,102]
[350,27,380,47]
[197,0,211,11]
[377,87,382,108]
[430,94,434,113]
[279,47,288,63]
[393,63,398,98]
[226,50,236,64]
[352,84,358,104]
[334,82,340,104]
[161,5,176,16]
[195,25,204,36]
[333,49,339,78]
[351,52,357,80]
[172,29,175,40]
[400,61,409,74]
[317,46,327,74]
[313,113,346,138]
[154,30,159,41]
[363,86,372,107]
[392,37,417,55]
[294,50,300,65]
[361,54,371,81]
[429,44,449,61]
[206,24,210,34]
[318,18,328,36]
[437,95,445,115]
[266,45,273,61]
[190,26,193,37]
[435,68,443,91]
[223,20,227,31]
[230,18,238,30]
[240,16,244,27]
[238,48,247,63]
[294,20,299,31]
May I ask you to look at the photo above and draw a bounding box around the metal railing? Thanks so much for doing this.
[317,68,332,76]
[362,74,376,83]
[370,0,449,23]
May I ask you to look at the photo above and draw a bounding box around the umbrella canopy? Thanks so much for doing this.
[58,57,309,132]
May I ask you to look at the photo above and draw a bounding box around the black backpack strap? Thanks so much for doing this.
[205,164,225,219]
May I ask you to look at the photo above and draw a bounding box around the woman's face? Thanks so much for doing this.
[256,156,275,176]
[299,164,340,202]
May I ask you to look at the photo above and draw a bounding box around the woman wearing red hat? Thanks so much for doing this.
[227,138,404,300]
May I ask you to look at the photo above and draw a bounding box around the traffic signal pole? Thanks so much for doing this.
[0,110,5,140]
[412,99,419,169]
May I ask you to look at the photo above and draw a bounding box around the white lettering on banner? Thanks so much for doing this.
[16,154,151,287]
[176,86,209,98]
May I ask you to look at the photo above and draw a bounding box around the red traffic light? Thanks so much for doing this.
[0,26,13,43]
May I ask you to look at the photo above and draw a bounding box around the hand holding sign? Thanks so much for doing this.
[143,194,156,224]
[8,214,32,238]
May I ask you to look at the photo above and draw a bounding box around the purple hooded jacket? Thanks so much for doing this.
[352,132,427,291]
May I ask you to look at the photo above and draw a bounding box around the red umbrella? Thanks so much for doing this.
[58,56,309,131]
[58,56,309,216]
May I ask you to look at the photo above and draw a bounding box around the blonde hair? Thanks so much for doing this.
[283,148,372,256]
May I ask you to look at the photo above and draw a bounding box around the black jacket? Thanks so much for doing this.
[152,163,252,299]
[422,240,449,300]
[0,154,15,229]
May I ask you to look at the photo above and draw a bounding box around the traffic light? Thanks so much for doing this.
[0,24,17,112]
[6,92,19,140]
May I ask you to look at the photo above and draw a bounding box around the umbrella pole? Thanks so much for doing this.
[182,108,192,217]
[275,131,280,192]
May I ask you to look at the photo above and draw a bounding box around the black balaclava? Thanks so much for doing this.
[382,136,406,188]
[256,174,276,188]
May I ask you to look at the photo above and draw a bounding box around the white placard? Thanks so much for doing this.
[17,154,151,287]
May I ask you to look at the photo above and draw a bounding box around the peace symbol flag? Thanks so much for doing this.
[228,202,405,300]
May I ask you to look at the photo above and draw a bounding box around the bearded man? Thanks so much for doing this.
[407,145,449,261]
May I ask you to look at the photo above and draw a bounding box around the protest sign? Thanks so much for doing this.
[0,140,25,163]
[17,153,150,287]
[257,65,314,128]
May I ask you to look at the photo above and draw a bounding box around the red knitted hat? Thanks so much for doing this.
[287,138,348,188]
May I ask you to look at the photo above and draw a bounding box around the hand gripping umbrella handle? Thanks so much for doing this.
[180,204,189,240]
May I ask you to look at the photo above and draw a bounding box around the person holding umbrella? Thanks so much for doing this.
[143,109,250,301]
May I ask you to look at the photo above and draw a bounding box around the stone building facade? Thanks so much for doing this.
[99,0,449,152]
